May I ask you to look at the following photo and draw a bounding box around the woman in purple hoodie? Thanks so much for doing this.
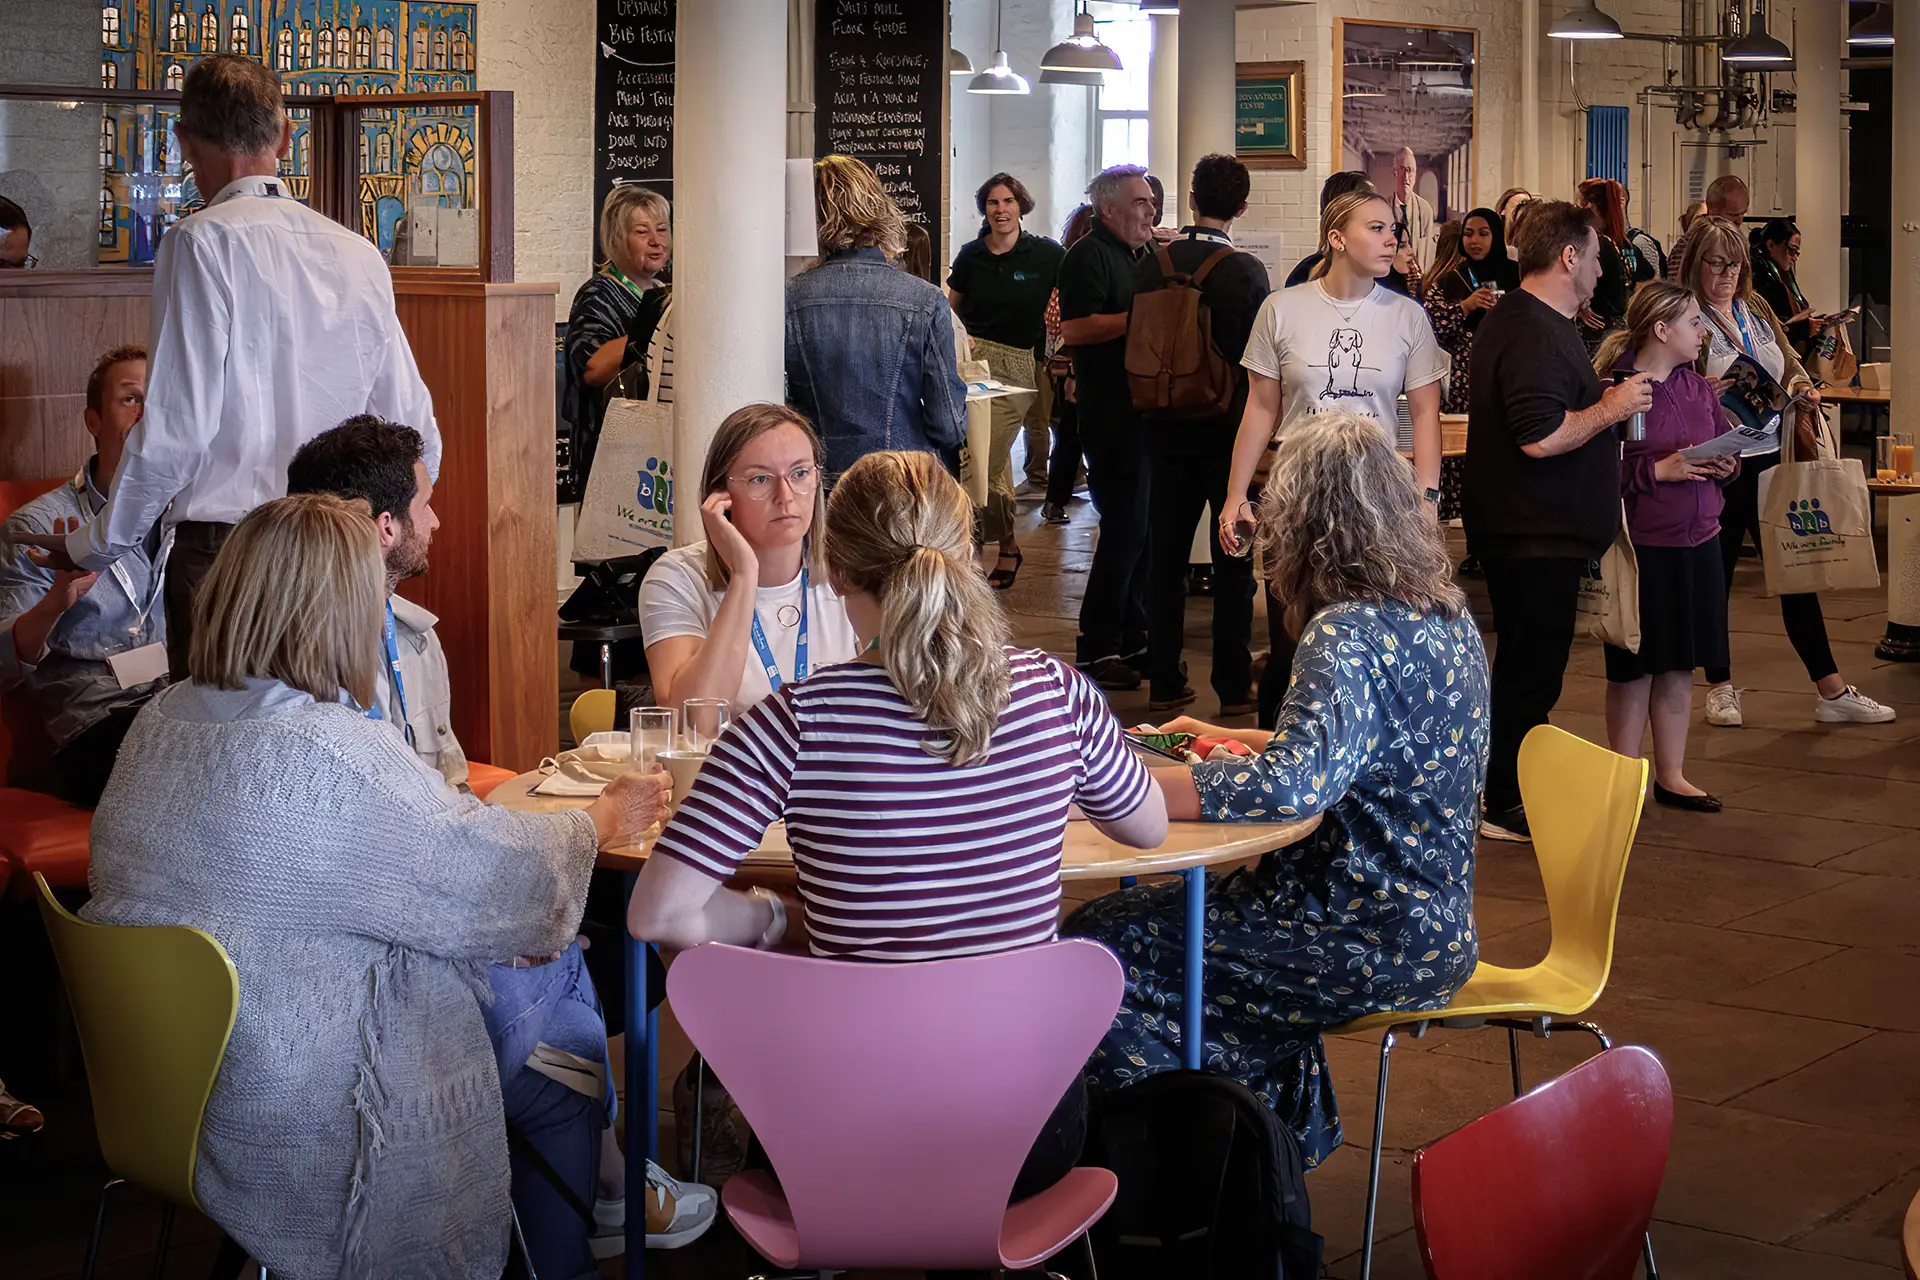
[1593,282,1739,812]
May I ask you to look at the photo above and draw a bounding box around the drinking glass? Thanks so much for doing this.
[1896,432,1916,481]
[630,707,677,775]
[1878,436,1898,482]
[682,698,732,754]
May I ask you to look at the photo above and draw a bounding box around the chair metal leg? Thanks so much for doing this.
[599,643,614,690]
[1357,1027,1399,1280]
[691,1052,706,1183]
[81,1178,124,1280]
[151,1201,177,1279]
[1507,1024,1524,1096]
[510,1205,538,1280]
[1081,1229,1101,1280]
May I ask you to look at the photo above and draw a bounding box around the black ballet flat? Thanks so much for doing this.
[1653,783,1723,813]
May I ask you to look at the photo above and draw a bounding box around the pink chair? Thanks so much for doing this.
[1411,1045,1673,1280]
[665,939,1124,1273]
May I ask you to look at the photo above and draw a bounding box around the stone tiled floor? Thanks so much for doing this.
[8,489,1920,1279]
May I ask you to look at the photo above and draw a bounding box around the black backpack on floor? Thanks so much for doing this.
[1080,1070,1324,1280]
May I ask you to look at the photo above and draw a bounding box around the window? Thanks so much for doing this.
[100,186,116,244]
[102,60,118,89]
[169,6,187,49]
[356,26,372,68]
[277,26,293,70]
[101,118,117,170]
[412,26,428,68]
[377,26,395,69]
[376,132,392,171]
[165,62,184,90]
[358,132,370,172]
[1094,12,1154,174]
[432,29,447,70]
[298,27,312,69]
[453,29,471,72]
[378,83,393,95]
[316,26,332,66]
[420,142,462,200]
[338,24,353,67]
[103,5,121,45]
[229,10,249,55]
[200,6,218,50]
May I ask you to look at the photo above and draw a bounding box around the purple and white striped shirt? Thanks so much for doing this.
[653,648,1152,961]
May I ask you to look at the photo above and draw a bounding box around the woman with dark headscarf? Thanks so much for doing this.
[1422,207,1520,413]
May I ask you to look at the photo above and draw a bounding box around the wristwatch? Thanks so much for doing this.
[1422,487,1442,505]
[748,885,788,950]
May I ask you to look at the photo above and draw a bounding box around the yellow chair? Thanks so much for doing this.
[34,872,245,1279]
[1328,726,1650,1280]
[569,687,617,746]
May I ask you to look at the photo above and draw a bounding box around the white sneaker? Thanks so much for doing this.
[1705,685,1744,728]
[643,1159,717,1250]
[1815,686,1898,724]
[589,1195,626,1260]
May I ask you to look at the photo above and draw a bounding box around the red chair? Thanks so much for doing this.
[465,761,517,800]
[1411,1045,1672,1280]
[0,477,95,899]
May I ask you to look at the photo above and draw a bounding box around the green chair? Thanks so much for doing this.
[34,872,246,1278]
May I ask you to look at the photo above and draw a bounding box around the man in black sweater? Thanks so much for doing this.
[1464,200,1653,842]
[1131,154,1272,714]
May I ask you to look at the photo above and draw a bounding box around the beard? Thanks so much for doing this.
[385,527,430,590]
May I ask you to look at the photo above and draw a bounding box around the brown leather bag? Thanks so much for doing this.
[1125,245,1238,420]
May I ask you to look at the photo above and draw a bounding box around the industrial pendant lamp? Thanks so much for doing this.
[968,0,1030,95]
[1042,5,1124,73]
[949,48,975,75]
[1723,1,1794,65]
[1040,67,1106,87]
[1848,2,1893,47]
[1547,0,1624,40]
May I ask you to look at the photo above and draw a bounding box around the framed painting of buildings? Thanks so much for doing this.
[1333,19,1478,224]
[100,1,479,265]
[1235,61,1305,172]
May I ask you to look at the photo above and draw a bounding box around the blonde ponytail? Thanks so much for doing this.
[825,452,1012,766]
[1311,191,1390,282]
[1592,279,1696,377]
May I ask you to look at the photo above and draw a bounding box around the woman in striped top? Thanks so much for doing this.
[631,449,1166,962]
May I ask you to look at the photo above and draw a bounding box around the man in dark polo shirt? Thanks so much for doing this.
[1464,199,1653,843]
[1130,153,1271,714]
[1058,163,1158,689]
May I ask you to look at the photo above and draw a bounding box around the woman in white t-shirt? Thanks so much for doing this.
[639,403,860,713]
[1220,190,1448,725]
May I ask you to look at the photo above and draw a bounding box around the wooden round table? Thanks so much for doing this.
[490,768,1319,1270]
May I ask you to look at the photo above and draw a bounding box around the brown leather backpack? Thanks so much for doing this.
[1125,244,1239,420]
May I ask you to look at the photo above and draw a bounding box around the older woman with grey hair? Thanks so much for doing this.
[564,184,672,489]
[82,493,669,1279]
[1067,409,1490,1167]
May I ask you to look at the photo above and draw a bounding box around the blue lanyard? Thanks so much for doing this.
[748,569,809,691]
[368,600,414,747]
[1730,303,1759,357]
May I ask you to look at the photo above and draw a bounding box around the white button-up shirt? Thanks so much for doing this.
[66,174,441,570]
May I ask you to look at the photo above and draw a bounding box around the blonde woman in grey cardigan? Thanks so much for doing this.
[82,495,668,1280]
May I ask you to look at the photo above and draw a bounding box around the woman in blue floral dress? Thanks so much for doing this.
[1067,409,1491,1167]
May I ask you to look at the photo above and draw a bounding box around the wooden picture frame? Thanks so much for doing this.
[1333,18,1480,221]
[1236,61,1306,171]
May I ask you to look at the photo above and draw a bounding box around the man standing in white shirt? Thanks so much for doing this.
[1390,147,1438,274]
[17,56,438,677]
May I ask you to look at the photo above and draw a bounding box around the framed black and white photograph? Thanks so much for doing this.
[1334,19,1478,271]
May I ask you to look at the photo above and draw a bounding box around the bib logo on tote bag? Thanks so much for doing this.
[1784,498,1833,539]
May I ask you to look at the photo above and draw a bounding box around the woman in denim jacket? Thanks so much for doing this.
[786,156,968,481]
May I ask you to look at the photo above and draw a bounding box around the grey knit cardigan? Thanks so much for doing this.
[83,688,598,1280]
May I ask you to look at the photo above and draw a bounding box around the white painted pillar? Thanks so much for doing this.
[1796,0,1844,311]
[1520,0,1541,195]
[1148,13,1180,219]
[1176,0,1235,221]
[672,0,789,544]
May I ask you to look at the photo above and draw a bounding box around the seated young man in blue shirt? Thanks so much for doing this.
[0,346,167,806]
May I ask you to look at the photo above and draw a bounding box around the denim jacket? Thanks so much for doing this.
[785,246,968,477]
[0,464,169,751]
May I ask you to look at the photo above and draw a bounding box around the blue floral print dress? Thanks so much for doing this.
[1066,600,1490,1166]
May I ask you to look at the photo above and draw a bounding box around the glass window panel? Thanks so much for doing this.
[1094,13,1154,112]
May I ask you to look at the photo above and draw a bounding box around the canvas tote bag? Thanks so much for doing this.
[573,369,675,563]
[1756,411,1880,596]
[1576,507,1641,653]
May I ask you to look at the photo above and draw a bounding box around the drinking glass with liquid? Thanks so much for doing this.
[630,707,677,775]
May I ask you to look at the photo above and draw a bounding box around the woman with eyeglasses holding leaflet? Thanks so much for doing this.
[1681,220,1894,729]
[639,403,860,713]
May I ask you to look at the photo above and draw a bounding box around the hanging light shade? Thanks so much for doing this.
[1547,0,1624,40]
[1723,2,1794,65]
[968,50,1031,95]
[1042,7,1124,73]
[1848,2,1894,47]
[1139,0,1179,13]
[1040,67,1106,87]
[949,47,975,75]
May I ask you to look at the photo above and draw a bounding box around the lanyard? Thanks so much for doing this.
[605,262,651,306]
[748,569,809,692]
[107,538,168,637]
[1730,303,1759,356]
[368,600,414,747]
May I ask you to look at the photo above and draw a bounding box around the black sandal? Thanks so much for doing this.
[988,549,1023,590]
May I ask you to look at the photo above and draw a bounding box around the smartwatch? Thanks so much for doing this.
[1422,486,1442,506]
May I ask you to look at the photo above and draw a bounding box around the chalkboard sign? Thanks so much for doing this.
[593,0,677,264]
[814,1,946,257]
